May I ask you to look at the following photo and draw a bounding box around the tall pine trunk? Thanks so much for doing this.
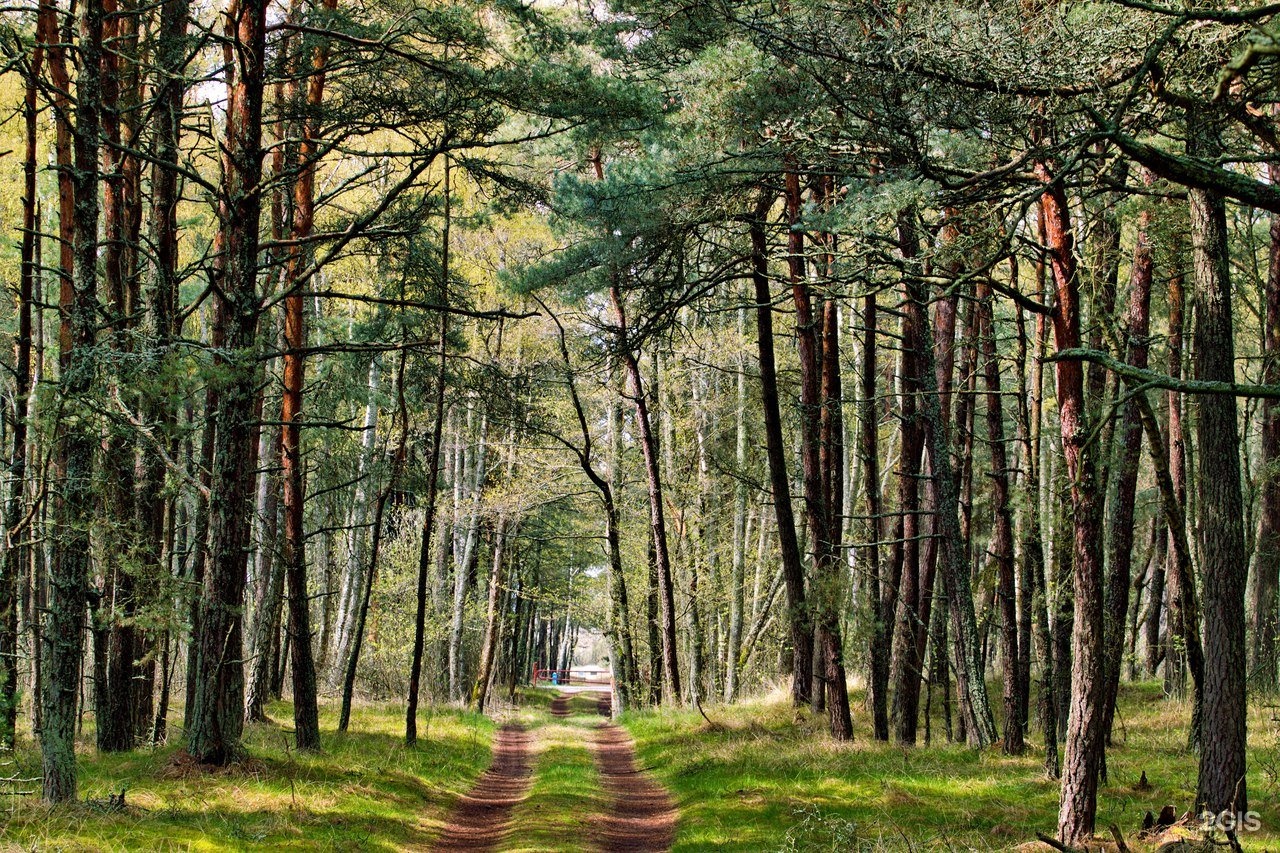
[1041,163,1108,848]
[1250,162,1280,692]
[749,192,812,707]
[187,0,270,766]
[1188,109,1249,817]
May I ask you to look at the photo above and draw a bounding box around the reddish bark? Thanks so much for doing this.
[1040,162,1107,847]
[187,0,270,765]
[279,0,339,753]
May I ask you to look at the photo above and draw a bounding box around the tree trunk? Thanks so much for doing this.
[612,290,682,704]
[725,301,749,703]
[332,360,379,686]
[900,210,996,748]
[405,308,450,744]
[1100,185,1155,749]
[472,517,512,710]
[1041,164,1108,848]
[244,426,283,723]
[340,350,407,731]
[187,0,270,766]
[860,288,889,741]
[1251,162,1280,692]
[890,214,927,745]
[1188,109,1249,817]
[446,404,487,702]
[809,190,853,739]
[43,0,104,801]
[1,28,45,750]
[977,279,1023,755]
[749,191,812,707]
[278,0,339,753]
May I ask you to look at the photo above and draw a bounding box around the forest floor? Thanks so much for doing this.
[0,682,1278,850]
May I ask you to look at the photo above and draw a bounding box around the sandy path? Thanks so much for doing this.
[591,722,677,852]
[431,724,532,852]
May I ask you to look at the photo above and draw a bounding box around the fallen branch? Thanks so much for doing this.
[1034,832,1086,853]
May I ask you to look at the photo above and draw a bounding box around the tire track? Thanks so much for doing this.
[432,723,532,852]
[550,693,571,717]
[591,722,677,852]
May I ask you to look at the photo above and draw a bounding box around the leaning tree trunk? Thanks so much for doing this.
[611,288,682,704]
[749,190,812,707]
[331,360,379,686]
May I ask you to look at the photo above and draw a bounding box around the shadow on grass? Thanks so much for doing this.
[621,682,1280,851]
[0,700,496,851]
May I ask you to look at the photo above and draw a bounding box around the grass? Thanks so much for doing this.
[506,691,608,853]
[619,681,1280,851]
[0,699,494,851]
[6,683,1280,851]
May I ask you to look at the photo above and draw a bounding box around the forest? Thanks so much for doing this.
[0,0,1277,849]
